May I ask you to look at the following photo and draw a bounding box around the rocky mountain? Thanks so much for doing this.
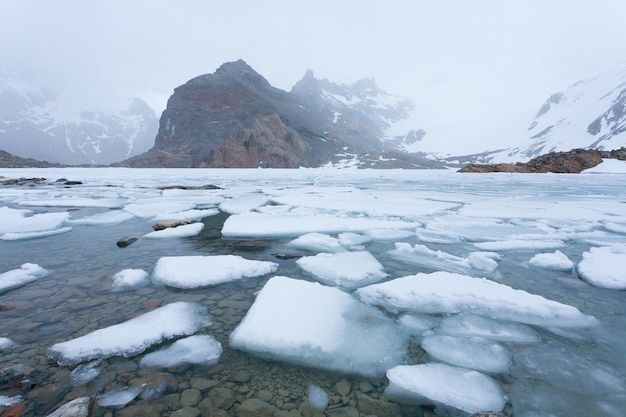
[0,149,64,168]
[0,70,158,165]
[483,63,626,163]
[118,60,442,168]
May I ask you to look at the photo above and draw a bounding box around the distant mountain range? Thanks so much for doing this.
[117,60,440,168]
[0,70,158,165]
[1,61,625,168]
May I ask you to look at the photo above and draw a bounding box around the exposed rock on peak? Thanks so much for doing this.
[119,60,440,168]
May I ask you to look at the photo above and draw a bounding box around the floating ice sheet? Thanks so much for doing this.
[577,244,626,290]
[421,334,512,373]
[219,195,269,214]
[474,238,566,251]
[123,201,197,219]
[528,250,574,271]
[287,233,346,253]
[229,276,406,377]
[47,302,211,365]
[153,208,219,221]
[0,263,50,294]
[357,271,596,328]
[144,222,204,239]
[437,313,540,343]
[98,386,143,409]
[111,269,150,291]
[296,251,387,290]
[152,255,278,288]
[0,209,69,234]
[70,361,102,386]
[397,314,438,337]
[389,242,499,276]
[68,210,134,225]
[385,363,506,413]
[1,226,72,240]
[18,198,126,208]
[140,335,222,368]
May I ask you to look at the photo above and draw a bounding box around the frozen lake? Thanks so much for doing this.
[1,167,625,416]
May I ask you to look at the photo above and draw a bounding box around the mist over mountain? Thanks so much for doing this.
[118,60,441,168]
[0,69,158,165]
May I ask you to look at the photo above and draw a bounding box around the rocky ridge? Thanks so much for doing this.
[459,147,626,173]
[116,60,442,169]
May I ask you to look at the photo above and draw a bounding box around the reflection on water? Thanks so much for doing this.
[1,170,625,417]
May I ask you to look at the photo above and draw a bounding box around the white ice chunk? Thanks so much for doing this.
[0,210,69,234]
[415,228,462,244]
[47,302,211,365]
[529,250,574,271]
[70,361,102,386]
[219,195,269,214]
[140,335,222,368]
[604,222,626,234]
[474,239,565,251]
[364,229,414,240]
[69,210,134,225]
[398,314,438,337]
[112,269,150,291]
[153,208,218,221]
[18,198,126,208]
[389,243,499,276]
[296,251,387,290]
[144,222,204,239]
[421,334,512,373]
[582,158,626,173]
[438,313,540,343]
[0,336,16,349]
[222,211,420,238]
[577,244,626,290]
[287,233,346,253]
[337,232,373,249]
[1,226,72,240]
[97,385,143,408]
[385,363,506,413]
[356,271,596,328]
[229,276,406,377]
[307,384,329,411]
[152,255,278,288]
[0,263,50,294]
[123,201,196,219]
[0,395,22,406]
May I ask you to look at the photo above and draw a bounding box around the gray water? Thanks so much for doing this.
[1,169,626,417]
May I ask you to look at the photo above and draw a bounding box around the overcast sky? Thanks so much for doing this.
[2,1,626,153]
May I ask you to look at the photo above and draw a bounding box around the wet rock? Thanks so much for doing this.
[152,220,191,231]
[325,406,359,417]
[170,406,201,417]
[355,392,403,417]
[233,240,270,252]
[63,181,83,186]
[44,397,93,417]
[232,370,252,383]
[358,381,373,393]
[468,413,508,417]
[237,398,280,417]
[115,403,161,417]
[180,388,202,407]
[27,384,71,411]
[1,403,25,417]
[0,365,36,389]
[207,387,235,410]
[116,237,138,248]
[334,379,351,396]
[190,378,218,392]
[158,184,222,190]
[256,389,273,402]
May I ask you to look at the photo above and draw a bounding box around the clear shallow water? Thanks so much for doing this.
[1,168,625,417]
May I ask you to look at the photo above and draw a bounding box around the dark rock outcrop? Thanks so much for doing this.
[459,147,626,173]
[116,60,442,169]
[0,149,64,168]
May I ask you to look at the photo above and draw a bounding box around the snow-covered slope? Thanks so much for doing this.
[489,63,626,163]
[0,70,158,165]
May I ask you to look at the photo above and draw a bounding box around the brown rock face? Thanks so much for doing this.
[459,147,626,173]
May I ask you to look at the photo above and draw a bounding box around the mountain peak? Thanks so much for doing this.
[213,59,271,90]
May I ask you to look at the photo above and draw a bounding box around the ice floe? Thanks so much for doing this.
[437,313,540,343]
[528,250,574,271]
[97,385,143,409]
[389,242,499,276]
[0,208,69,237]
[152,255,278,288]
[397,314,438,337]
[357,271,596,328]
[18,197,126,208]
[577,244,626,290]
[0,336,15,349]
[1,226,73,240]
[0,395,22,406]
[421,334,512,373]
[229,276,406,377]
[70,361,102,386]
[123,201,197,219]
[140,335,222,368]
[337,232,373,249]
[474,238,566,251]
[218,195,269,214]
[144,222,204,239]
[47,301,211,365]
[68,210,134,225]
[153,208,219,221]
[287,233,346,253]
[385,363,506,413]
[296,251,387,290]
[0,263,50,294]
[111,269,150,291]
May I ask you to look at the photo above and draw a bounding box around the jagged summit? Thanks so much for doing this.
[119,60,439,168]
